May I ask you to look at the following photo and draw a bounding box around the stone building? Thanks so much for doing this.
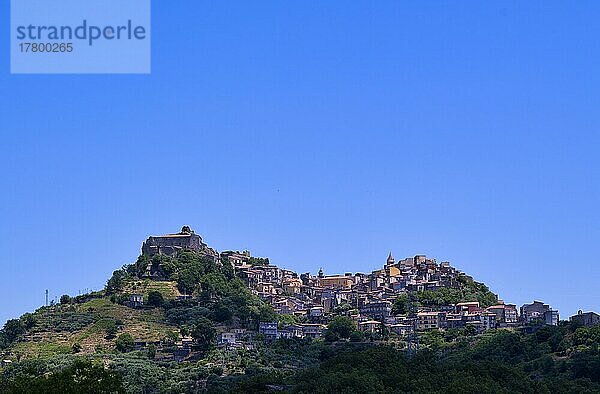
[259,322,278,341]
[417,311,446,330]
[318,274,354,290]
[570,310,600,327]
[141,226,218,258]
[486,302,518,327]
[360,301,393,320]
[520,300,559,326]
[221,250,251,266]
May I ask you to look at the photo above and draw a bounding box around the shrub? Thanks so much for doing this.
[147,291,164,307]
[72,343,82,353]
[2,319,25,343]
[326,316,357,341]
[115,333,134,352]
[102,319,119,339]
[60,295,72,304]
[147,344,156,359]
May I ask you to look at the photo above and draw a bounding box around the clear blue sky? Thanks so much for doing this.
[1,2,599,325]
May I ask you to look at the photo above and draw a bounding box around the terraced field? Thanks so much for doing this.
[13,290,179,358]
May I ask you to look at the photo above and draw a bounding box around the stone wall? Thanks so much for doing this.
[141,227,218,258]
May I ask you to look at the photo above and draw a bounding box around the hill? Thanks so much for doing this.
[1,232,599,393]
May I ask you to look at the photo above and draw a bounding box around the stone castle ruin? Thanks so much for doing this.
[141,226,218,259]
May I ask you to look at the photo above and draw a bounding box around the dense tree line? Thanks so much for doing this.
[0,359,124,394]
[237,323,600,393]
[3,322,600,393]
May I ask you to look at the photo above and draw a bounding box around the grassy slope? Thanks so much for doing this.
[9,281,181,359]
[122,279,183,299]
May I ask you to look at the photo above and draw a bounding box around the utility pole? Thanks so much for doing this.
[45,289,49,307]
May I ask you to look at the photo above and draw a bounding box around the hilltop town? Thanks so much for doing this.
[136,227,582,348]
[1,227,599,393]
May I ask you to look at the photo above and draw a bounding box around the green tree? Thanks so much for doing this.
[191,317,216,351]
[210,302,233,323]
[9,359,125,393]
[326,316,356,341]
[180,326,190,337]
[167,330,179,344]
[248,257,270,266]
[21,313,37,330]
[104,319,118,339]
[420,329,445,350]
[350,330,365,342]
[462,324,478,337]
[106,269,127,293]
[146,290,164,307]
[392,293,418,315]
[71,342,82,353]
[277,314,301,326]
[60,294,71,304]
[257,304,277,324]
[199,272,229,299]
[3,319,25,343]
[456,275,498,307]
[147,344,156,359]
[115,333,135,352]
[175,268,203,295]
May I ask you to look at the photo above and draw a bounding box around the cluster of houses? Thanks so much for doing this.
[141,228,598,346]
[223,250,569,339]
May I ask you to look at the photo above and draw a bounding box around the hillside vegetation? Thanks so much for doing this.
[1,250,599,393]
